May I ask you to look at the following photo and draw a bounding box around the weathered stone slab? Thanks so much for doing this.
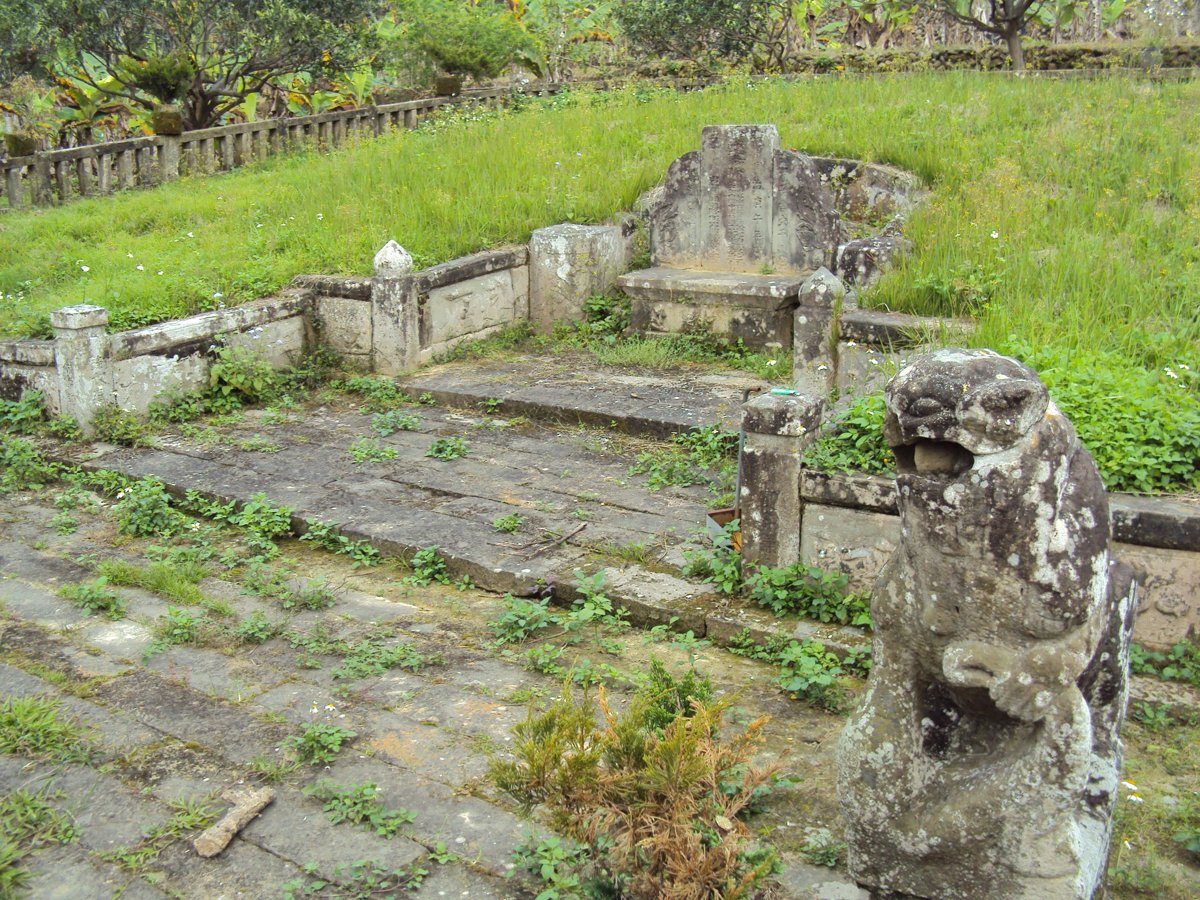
[799,503,900,594]
[24,845,170,899]
[421,270,520,361]
[699,124,778,270]
[618,267,804,306]
[241,786,426,875]
[529,224,626,332]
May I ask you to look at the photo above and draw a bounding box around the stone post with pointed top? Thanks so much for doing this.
[371,240,418,375]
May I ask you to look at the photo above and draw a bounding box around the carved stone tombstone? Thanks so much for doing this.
[837,348,1137,900]
[618,124,843,349]
[650,124,842,274]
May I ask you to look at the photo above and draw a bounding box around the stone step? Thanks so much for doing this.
[398,355,762,440]
[67,399,867,660]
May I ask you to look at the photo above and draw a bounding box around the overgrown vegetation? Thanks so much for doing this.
[630,424,739,505]
[4,75,1196,378]
[0,787,78,892]
[284,722,358,766]
[807,344,1200,494]
[1131,640,1200,689]
[490,679,780,898]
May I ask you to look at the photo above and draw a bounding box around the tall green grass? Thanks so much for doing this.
[1,74,1197,370]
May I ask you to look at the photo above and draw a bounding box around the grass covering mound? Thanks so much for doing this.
[0,74,1196,372]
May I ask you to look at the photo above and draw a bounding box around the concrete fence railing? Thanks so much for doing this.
[0,84,561,211]
[0,78,721,211]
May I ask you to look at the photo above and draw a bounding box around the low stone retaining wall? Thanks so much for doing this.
[0,224,619,430]
[798,470,1200,651]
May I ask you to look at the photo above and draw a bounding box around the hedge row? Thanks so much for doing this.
[784,40,1200,74]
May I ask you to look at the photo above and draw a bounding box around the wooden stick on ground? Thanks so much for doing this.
[193,786,275,858]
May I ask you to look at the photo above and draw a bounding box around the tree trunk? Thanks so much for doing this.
[1005,25,1025,72]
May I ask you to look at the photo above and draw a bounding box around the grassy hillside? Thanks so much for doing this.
[0,74,1197,372]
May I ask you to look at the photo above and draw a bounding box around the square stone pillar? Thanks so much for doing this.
[739,391,825,568]
[371,240,419,375]
[529,224,627,333]
[51,304,113,436]
[793,267,845,398]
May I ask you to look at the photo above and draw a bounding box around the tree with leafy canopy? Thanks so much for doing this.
[938,0,1047,72]
[614,0,797,71]
[396,0,539,82]
[0,0,381,130]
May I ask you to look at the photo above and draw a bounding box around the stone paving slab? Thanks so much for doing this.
[23,844,170,900]
[240,785,428,876]
[0,494,878,900]
[79,403,717,608]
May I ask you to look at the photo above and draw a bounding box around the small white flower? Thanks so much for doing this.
[157,271,164,276]
[1165,367,1178,380]
[990,230,999,239]
[213,292,223,299]
[136,264,144,271]
[256,223,263,228]
[126,252,134,258]
[316,213,324,220]
[1128,795,1144,804]
[186,231,194,238]
[766,359,777,366]
[324,704,337,712]
[80,265,90,272]
[1122,781,1138,790]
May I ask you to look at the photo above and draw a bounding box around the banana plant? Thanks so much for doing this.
[507,0,617,81]
[332,66,380,109]
[54,54,129,144]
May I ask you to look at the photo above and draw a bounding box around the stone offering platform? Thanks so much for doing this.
[618,267,807,350]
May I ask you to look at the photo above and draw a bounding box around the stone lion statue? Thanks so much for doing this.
[837,348,1136,899]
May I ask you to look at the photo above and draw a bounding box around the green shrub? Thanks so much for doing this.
[303,779,415,837]
[60,577,126,619]
[404,546,450,586]
[208,344,280,407]
[337,376,411,412]
[114,477,180,537]
[489,686,779,895]
[805,395,893,477]
[491,512,523,534]
[0,435,58,493]
[426,436,468,460]
[0,391,45,434]
[91,404,155,446]
[1130,640,1200,688]
[348,437,398,464]
[633,658,714,734]
[777,640,848,711]
[745,563,871,627]
[284,722,357,765]
[371,410,420,436]
[398,0,538,81]
[1008,343,1200,494]
[490,593,557,644]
